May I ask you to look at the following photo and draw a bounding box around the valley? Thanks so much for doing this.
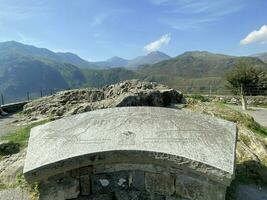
[0,41,267,103]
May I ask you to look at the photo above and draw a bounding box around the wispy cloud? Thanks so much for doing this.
[91,14,109,26]
[0,1,48,20]
[150,0,244,30]
[241,25,267,45]
[144,34,171,52]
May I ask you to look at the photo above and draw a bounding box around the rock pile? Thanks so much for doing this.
[22,80,183,121]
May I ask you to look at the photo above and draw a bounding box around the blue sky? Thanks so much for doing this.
[0,0,267,61]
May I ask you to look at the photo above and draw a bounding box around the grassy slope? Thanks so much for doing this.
[186,97,267,199]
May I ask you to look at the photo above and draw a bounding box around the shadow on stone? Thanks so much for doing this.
[226,160,267,200]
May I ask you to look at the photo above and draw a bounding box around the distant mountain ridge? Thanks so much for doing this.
[0,41,266,102]
[138,51,266,78]
[93,51,171,68]
[0,41,99,69]
[93,56,129,68]
[127,51,171,68]
[136,51,267,90]
[251,52,267,63]
[0,41,171,69]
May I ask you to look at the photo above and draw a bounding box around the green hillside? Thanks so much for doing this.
[1,42,266,103]
[0,55,86,101]
[136,51,267,92]
[82,68,140,88]
[0,41,99,69]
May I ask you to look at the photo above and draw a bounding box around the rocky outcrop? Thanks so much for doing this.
[22,80,183,121]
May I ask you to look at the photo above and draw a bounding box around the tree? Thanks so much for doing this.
[226,60,267,110]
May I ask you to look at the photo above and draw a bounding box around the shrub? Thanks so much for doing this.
[0,141,20,156]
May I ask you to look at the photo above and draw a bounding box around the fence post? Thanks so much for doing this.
[40,90,43,97]
[209,85,212,96]
[1,94,4,105]
[27,92,30,101]
[50,89,53,95]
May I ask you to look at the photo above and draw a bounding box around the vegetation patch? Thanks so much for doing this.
[1,120,50,148]
[16,173,39,200]
[0,142,20,156]
[212,103,267,136]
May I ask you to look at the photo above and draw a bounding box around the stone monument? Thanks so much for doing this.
[24,107,237,200]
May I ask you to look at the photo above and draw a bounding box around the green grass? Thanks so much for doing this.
[214,103,267,136]
[1,120,50,148]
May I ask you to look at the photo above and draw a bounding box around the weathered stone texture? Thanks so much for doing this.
[22,80,183,121]
[175,175,225,200]
[24,107,236,185]
[145,172,175,196]
[131,170,145,191]
[80,174,90,195]
[91,171,129,194]
[23,106,236,200]
[39,175,79,200]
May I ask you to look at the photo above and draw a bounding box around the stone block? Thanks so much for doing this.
[145,172,175,196]
[39,175,79,200]
[24,107,236,186]
[79,166,93,175]
[91,171,129,194]
[175,175,226,200]
[115,191,165,200]
[80,174,90,195]
[88,193,113,200]
[166,196,189,200]
[131,171,145,191]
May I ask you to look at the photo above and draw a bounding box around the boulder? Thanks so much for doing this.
[22,80,183,121]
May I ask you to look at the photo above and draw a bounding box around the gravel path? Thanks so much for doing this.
[0,114,21,137]
[227,105,267,127]
[237,184,267,200]
[0,188,30,200]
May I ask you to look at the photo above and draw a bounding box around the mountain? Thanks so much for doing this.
[105,56,129,67]
[1,41,266,102]
[136,51,267,91]
[93,56,129,68]
[0,41,139,102]
[127,51,171,68]
[93,51,171,69]
[251,52,267,63]
[0,54,86,101]
[0,41,99,69]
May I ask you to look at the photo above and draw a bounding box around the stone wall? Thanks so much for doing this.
[1,101,30,113]
[38,164,227,200]
[204,95,267,105]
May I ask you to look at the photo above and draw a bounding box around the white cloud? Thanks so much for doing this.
[240,25,267,45]
[144,34,171,52]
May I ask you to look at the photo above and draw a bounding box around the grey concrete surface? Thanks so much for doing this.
[24,107,237,184]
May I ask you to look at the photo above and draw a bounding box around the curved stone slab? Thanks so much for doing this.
[23,107,237,184]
